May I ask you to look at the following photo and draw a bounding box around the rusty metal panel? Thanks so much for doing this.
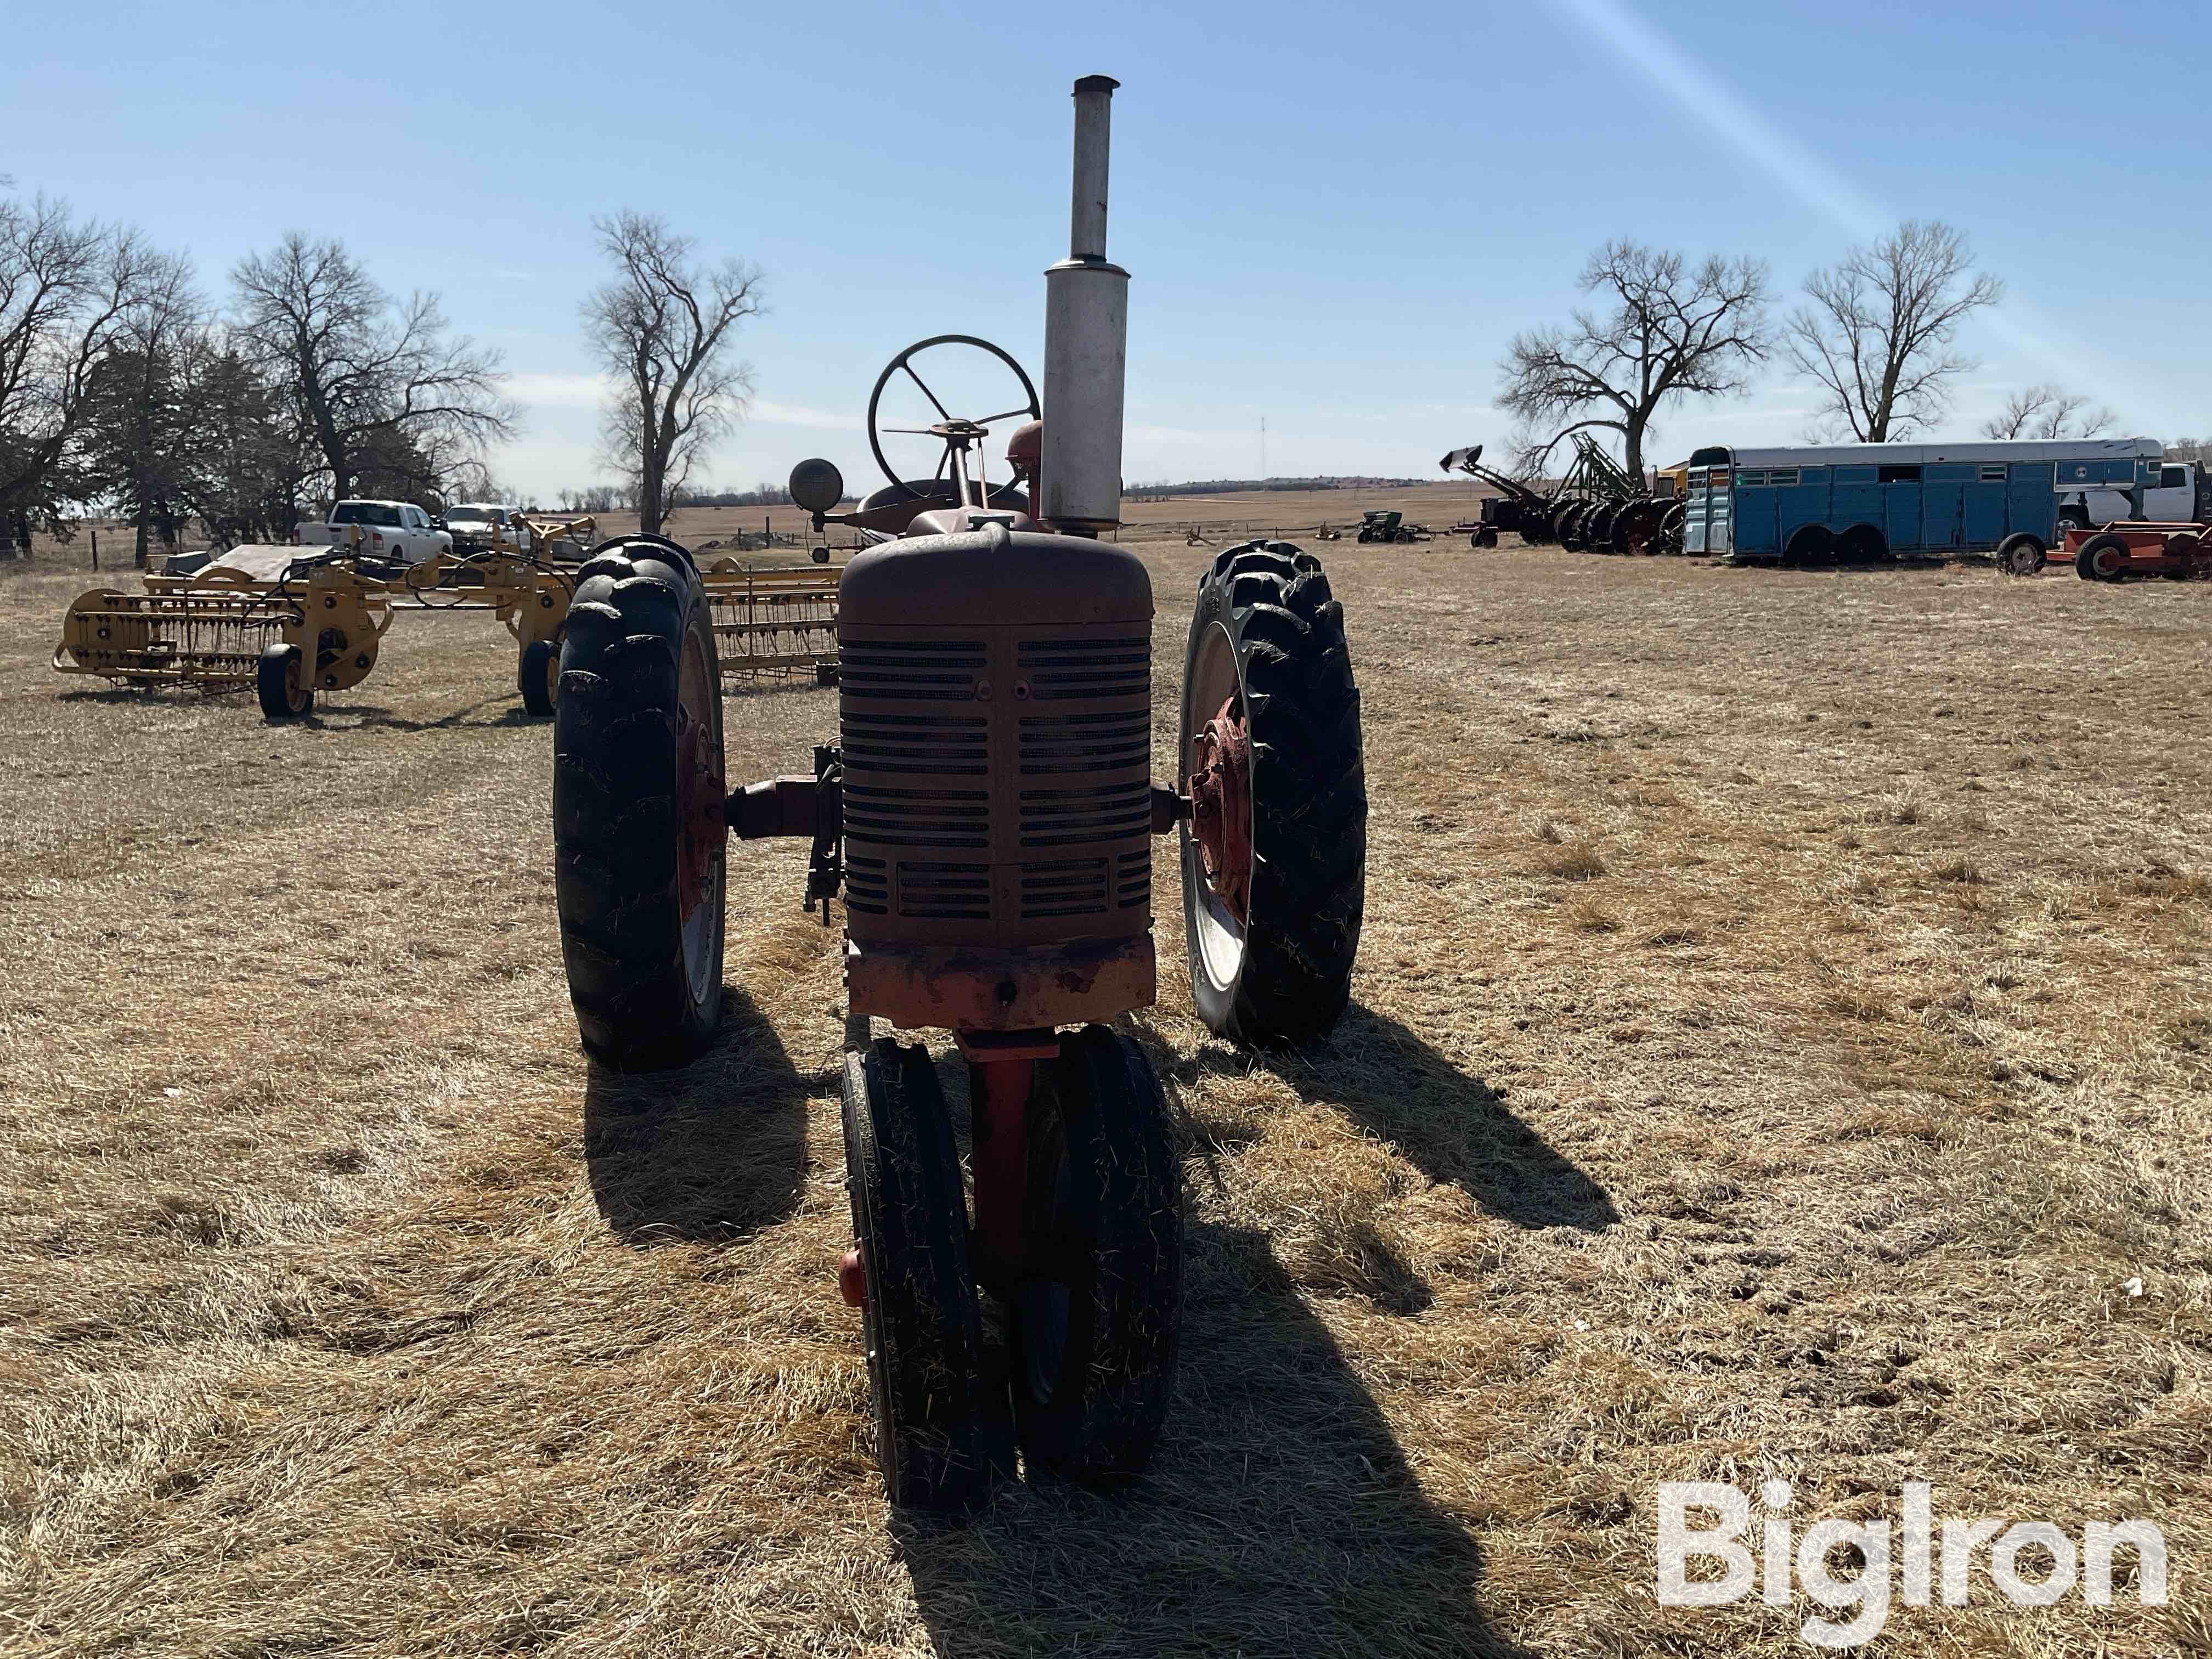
[845,933,1155,1031]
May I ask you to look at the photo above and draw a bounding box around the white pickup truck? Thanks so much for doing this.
[2059,461,2212,531]
[443,502,532,555]
[297,500,452,565]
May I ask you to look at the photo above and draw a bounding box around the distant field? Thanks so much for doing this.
[1,513,2205,1656]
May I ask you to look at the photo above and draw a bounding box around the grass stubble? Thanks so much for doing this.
[0,496,2207,1655]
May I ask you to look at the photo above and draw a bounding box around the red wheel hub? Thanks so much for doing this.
[675,701,724,923]
[1188,694,1252,926]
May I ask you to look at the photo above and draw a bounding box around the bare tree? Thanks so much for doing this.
[1980,384,2116,441]
[77,251,205,563]
[1786,221,2002,443]
[231,233,514,504]
[1497,241,1770,480]
[0,195,177,555]
[582,211,763,535]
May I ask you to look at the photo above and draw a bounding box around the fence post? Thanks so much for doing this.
[91,529,98,571]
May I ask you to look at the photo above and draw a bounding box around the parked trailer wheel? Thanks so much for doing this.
[1012,1026,1182,1483]
[1783,524,1836,567]
[2075,533,2129,582]
[519,636,557,717]
[1836,524,1888,564]
[1470,527,1497,549]
[552,537,726,1072]
[1583,501,1620,552]
[256,643,312,721]
[1553,503,1587,551]
[1181,541,1366,1045]
[844,1039,1012,1512]
[1995,533,2047,577]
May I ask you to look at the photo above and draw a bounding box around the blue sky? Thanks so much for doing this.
[7,0,2207,498]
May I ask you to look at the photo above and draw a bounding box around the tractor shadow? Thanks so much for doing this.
[1152,1004,1618,1235]
[893,1221,1534,1659]
[582,985,808,1243]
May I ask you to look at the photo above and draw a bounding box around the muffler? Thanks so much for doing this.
[1040,75,1129,537]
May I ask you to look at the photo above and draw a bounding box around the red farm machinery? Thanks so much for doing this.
[548,77,1368,1511]
[2063,521,2212,583]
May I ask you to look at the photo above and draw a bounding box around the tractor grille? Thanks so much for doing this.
[1018,780,1153,848]
[1020,859,1110,920]
[840,709,989,776]
[1116,847,1150,910]
[840,639,986,702]
[1017,636,1149,700]
[1018,709,1150,775]
[840,784,989,849]
[840,623,1152,946]
[895,862,991,921]
[844,855,889,916]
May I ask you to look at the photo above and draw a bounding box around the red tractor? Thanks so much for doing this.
[2063,521,2212,583]
[548,77,1367,1511]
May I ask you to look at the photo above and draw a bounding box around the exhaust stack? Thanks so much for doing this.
[1041,75,1128,537]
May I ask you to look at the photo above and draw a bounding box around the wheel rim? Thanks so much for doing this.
[674,625,724,1007]
[1183,622,1249,990]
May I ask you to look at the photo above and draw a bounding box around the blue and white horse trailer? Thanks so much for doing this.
[1681,437,2164,569]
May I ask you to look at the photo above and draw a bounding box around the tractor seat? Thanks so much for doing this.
[850,479,1031,537]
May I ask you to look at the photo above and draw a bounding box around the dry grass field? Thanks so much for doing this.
[3,489,2208,1656]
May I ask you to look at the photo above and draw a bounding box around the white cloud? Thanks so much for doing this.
[749,399,854,431]
[505,372,610,410]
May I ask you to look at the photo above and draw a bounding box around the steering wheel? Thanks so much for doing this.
[866,335,1040,502]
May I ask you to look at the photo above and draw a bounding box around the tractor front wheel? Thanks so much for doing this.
[1012,1026,1181,1483]
[552,537,725,1071]
[844,1039,1012,1511]
[1180,541,1366,1046]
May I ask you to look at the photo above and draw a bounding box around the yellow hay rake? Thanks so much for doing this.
[54,518,842,720]
[697,558,842,683]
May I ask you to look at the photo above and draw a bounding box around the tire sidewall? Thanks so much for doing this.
[1178,580,1247,1036]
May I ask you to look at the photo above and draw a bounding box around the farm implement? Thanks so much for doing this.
[551,76,1367,1512]
[1440,444,1557,546]
[1441,439,1685,555]
[53,516,842,720]
[1355,509,1431,543]
[2064,521,2212,582]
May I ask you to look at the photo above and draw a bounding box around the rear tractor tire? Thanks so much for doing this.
[256,643,313,721]
[1012,1026,1182,1483]
[552,536,726,1071]
[1181,541,1366,1046]
[844,1039,1012,1512]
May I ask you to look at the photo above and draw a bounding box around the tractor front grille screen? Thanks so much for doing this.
[839,640,985,701]
[1017,709,1149,774]
[840,783,989,849]
[841,622,1153,948]
[1017,779,1152,848]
